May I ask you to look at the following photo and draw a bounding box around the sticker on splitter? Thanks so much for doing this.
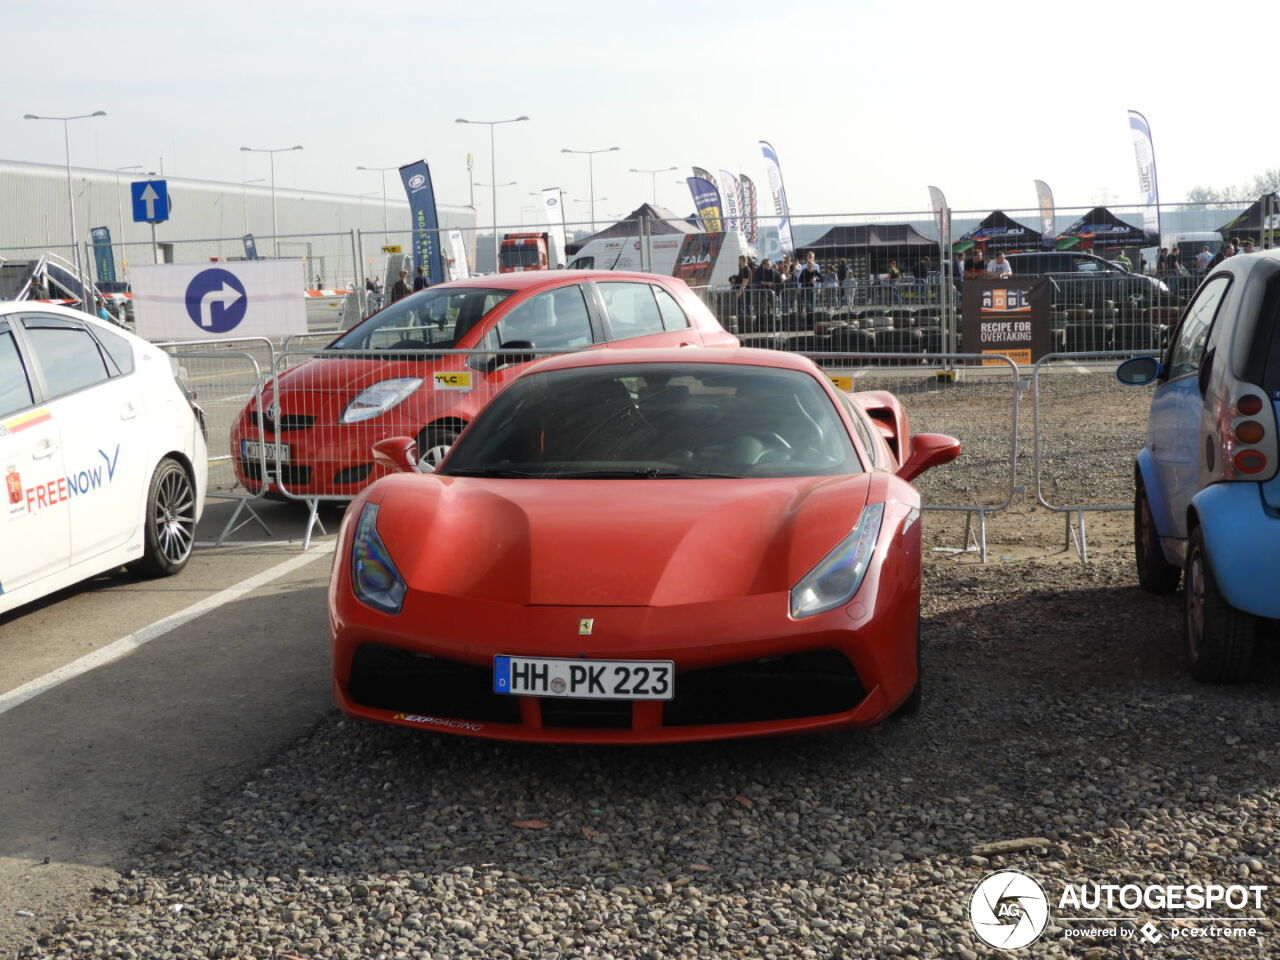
[433,371,473,391]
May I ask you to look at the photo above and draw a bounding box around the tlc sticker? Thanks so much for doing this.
[433,371,473,391]
[828,375,854,391]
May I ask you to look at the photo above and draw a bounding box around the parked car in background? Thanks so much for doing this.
[230,271,738,498]
[1005,251,1169,308]
[329,347,961,743]
[0,302,207,616]
[1118,248,1280,681]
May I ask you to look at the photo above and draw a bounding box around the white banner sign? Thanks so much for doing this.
[131,260,307,342]
[541,187,568,269]
[447,229,471,280]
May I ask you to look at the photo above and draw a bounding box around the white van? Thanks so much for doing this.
[568,231,755,287]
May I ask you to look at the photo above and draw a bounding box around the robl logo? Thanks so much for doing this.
[408,175,426,189]
[969,871,1050,950]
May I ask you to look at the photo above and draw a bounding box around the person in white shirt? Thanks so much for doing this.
[986,251,1013,278]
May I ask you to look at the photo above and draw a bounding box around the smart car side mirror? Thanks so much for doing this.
[1116,355,1161,385]
[897,433,961,483]
[371,436,420,474]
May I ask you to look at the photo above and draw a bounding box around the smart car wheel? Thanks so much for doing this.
[1134,480,1180,593]
[1184,525,1255,683]
[416,424,461,472]
[130,458,196,579]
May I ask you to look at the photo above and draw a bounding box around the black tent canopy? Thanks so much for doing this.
[563,203,699,255]
[799,223,939,277]
[954,210,1042,252]
[1056,206,1149,249]
[1217,193,1280,246]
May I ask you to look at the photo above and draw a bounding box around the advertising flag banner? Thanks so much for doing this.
[90,226,116,284]
[131,260,306,341]
[541,187,568,268]
[927,186,951,252]
[719,170,740,234]
[1033,180,1056,245]
[759,141,795,255]
[1127,110,1161,242]
[740,174,759,245]
[447,229,470,280]
[399,160,445,285]
[692,167,718,193]
[687,177,723,233]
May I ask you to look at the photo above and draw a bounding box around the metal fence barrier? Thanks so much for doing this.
[1032,350,1155,561]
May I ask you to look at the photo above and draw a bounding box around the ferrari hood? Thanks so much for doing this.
[372,474,873,606]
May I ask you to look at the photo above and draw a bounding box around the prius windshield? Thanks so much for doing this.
[328,287,513,352]
[441,362,862,479]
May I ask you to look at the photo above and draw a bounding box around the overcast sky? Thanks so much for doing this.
[7,0,1275,229]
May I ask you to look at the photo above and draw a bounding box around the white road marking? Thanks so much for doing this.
[0,542,336,717]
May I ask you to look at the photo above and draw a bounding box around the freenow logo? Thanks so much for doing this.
[970,871,1050,950]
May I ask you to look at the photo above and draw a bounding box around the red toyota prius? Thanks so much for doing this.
[230,270,737,497]
[329,347,960,744]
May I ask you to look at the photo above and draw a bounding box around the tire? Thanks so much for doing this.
[1184,525,1256,683]
[895,621,923,717]
[1134,480,1180,593]
[130,458,196,578]
[416,423,461,472]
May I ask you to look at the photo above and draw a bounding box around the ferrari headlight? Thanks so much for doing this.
[789,502,884,619]
[351,503,405,614]
[341,378,423,423]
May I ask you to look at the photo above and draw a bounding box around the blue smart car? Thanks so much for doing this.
[1118,248,1280,682]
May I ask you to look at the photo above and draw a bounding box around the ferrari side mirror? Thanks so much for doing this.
[371,436,420,474]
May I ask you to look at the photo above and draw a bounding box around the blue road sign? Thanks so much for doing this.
[131,179,170,223]
[185,268,247,334]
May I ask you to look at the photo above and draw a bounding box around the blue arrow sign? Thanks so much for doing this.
[131,179,170,223]
[185,268,247,333]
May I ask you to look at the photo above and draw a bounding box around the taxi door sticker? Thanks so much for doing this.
[0,407,52,439]
[5,464,23,519]
[433,371,473,391]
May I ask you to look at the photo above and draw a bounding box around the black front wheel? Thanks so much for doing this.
[1184,526,1255,683]
[130,458,196,578]
[895,621,923,718]
[1134,480,1180,593]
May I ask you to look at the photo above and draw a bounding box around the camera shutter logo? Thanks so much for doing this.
[408,174,426,190]
[969,871,1050,950]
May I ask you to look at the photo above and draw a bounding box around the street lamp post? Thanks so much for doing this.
[562,146,619,234]
[23,110,107,299]
[630,166,677,205]
[240,144,303,256]
[356,164,397,235]
[456,116,529,272]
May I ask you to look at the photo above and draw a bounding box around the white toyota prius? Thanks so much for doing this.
[0,302,207,616]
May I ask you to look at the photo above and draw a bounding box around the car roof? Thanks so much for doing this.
[0,300,139,339]
[432,269,684,292]
[518,346,828,378]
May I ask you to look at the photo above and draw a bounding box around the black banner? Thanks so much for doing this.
[962,277,1053,365]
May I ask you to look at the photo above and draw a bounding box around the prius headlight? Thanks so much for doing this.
[352,503,405,614]
[789,502,884,619]
[341,378,423,423]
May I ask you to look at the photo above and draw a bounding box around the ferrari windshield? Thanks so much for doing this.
[441,362,863,479]
[327,287,514,352]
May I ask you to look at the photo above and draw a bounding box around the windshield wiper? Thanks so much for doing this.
[443,466,543,478]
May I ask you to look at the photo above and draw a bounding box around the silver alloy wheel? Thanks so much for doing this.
[418,442,452,472]
[1185,545,1205,661]
[155,465,196,566]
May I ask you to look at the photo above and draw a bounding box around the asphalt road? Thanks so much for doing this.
[0,498,345,953]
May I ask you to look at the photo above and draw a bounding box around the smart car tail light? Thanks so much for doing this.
[352,503,406,614]
[790,502,884,619]
[1218,391,1276,482]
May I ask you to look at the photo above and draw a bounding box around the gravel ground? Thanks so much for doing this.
[12,364,1280,959]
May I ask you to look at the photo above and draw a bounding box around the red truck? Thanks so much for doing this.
[499,232,558,273]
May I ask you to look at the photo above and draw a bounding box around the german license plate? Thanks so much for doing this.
[493,656,674,700]
[241,439,291,463]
